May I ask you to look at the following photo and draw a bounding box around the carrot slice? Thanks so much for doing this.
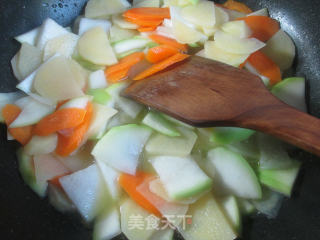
[149,34,188,52]
[55,102,93,157]
[2,104,21,125]
[146,45,179,63]
[106,52,145,76]
[107,68,130,83]
[119,172,161,217]
[223,0,252,14]
[105,52,145,83]
[239,16,280,42]
[2,104,33,145]
[125,17,163,27]
[137,26,157,32]
[134,53,190,81]
[33,108,86,136]
[248,51,282,85]
[123,7,170,21]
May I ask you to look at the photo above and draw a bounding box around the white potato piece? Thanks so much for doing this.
[15,27,40,46]
[11,54,23,81]
[248,8,269,17]
[78,27,118,66]
[172,18,207,44]
[17,43,42,79]
[180,1,216,29]
[112,14,138,29]
[78,18,112,35]
[221,20,252,38]
[85,0,131,19]
[262,30,296,71]
[43,33,79,61]
[204,41,249,67]
[36,18,69,50]
[24,134,58,155]
[215,6,230,26]
[214,30,265,55]
[33,56,85,102]
[133,0,160,7]
[109,25,138,43]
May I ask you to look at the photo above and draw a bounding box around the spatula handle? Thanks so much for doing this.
[234,103,320,156]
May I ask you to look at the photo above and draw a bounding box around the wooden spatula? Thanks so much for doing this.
[124,56,320,156]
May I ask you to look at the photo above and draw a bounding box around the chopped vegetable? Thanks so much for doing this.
[2,104,33,145]
[223,0,252,14]
[123,7,170,21]
[149,34,188,52]
[247,51,282,85]
[146,45,179,63]
[105,52,145,81]
[55,102,93,156]
[133,52,189,80]
[34,108,87,136]
[119,172,161,216]
[240,16,280,42]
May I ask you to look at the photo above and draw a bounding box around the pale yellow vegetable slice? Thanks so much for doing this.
[204,41,249,67]
[77,27,118,66]
[34,56,85,102]
[178,193,237,240]
[43,33,79,61]
[133,0,160,8]
[85,0,131,19]
[181,1,215,29]
[17,43,42,79]
[172,18,206,44]
[214,30,265,55]
[109,25,138,43]
[221,20,252,38]
[112,14,138,29]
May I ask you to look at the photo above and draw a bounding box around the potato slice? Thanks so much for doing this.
[17,43,42,80]
[34,56,85,102]
[221,20,252,38]
[85,0,130,19]
[43,33,79,61]
[78,27,118,66]
[204,41,249,67]
[112,14,138,29]
[109,25,138,43]
[181,1,216,29]
[214,30,265,55]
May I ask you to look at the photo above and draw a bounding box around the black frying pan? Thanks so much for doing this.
[1,0,320,239]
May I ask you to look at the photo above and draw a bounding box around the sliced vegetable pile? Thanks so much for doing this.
[3,0,305,239]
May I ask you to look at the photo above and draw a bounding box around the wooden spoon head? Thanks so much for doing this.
[124,56,276,127]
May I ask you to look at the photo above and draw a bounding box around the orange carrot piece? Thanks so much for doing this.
[146,45,179,63]
[239,16,280,42]
[223,0,252,14]
[9,126,33,145]
[149,34,188,52]
[125,16,163,27]
[33,108,86,136]
[123,7,170,21]
[248,51,282,85]
[55,102,93,157]
[119,172,161,217]
[106,52,145,76]
[138,26,157,32]
[2,104,21,125]
[2,104,33,145]
[107,68,130,83]
[134,53,190,81]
